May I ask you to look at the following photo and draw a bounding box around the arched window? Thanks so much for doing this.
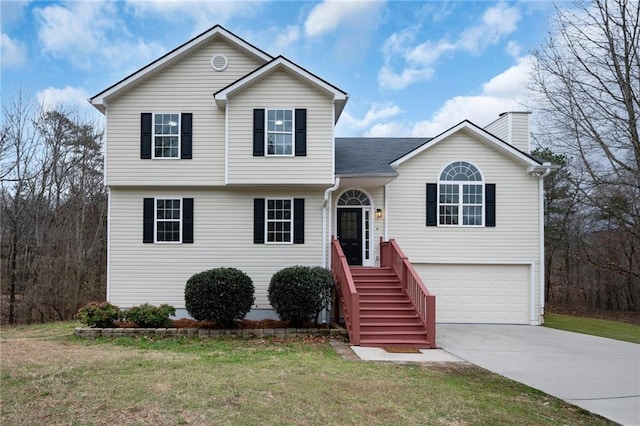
[438,161,483,226]
[337,189,370,206]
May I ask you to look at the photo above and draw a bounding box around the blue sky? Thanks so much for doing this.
[1,0,555,137]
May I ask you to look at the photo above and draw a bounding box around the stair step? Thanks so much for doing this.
[359,339,433,349]
[361,315,420,322]
[356,286,403,292]
[361,325,425,333]
[359,300,411,306]
[359,292,407,298]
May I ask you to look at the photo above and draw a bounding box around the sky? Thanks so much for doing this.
[1,0,556,137]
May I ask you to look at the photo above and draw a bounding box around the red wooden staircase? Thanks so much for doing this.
[331,237,436,349]
[352,267,432,348]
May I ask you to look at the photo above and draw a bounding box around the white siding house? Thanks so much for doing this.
[91,25,555,324]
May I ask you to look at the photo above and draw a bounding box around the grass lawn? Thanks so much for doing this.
[544,313,640,344]
[1,322,613,426]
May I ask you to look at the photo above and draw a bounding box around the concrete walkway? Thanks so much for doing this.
[437,324,640,426]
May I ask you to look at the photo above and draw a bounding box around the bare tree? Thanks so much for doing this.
[530,0,640,311]
[1,93,107,324]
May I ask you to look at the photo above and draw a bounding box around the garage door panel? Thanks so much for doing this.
[415,264,530,324]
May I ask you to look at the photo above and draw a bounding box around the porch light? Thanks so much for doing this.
[375,208,383,219]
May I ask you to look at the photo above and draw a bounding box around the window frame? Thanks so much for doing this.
[154,197,182,243]
[152,113,181,159]
[265,108,294,157]
[437,161,485,227]
[265,197,294,244]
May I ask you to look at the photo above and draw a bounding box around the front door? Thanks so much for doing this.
[337,208,362,265]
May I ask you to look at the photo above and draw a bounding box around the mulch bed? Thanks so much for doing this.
[113,318,328,329]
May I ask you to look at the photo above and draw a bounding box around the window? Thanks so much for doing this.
[156,199,181,242]
[254,198,304,244]
[153,114,180,158]
[143,198,193,244]
[140,113,192,160]
[266,109,293,156]
[253,109,306,157]
[266,199,292,243]
[438,161,483,226]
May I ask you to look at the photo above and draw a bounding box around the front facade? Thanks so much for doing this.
[92,26,554,325]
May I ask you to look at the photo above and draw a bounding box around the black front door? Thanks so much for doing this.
[337,208,362,265]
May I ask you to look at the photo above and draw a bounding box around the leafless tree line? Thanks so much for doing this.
[531,0,639,311]
[1,91,107,324]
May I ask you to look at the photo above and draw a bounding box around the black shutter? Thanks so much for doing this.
[293,198,305,244]
[183,198,194,243]
[141,113,152,159]
[253,109,265,156]
[485,184,496,227]
[426,183,437,226]
[254,198,265,243]
[295,109,307,156]
[143,198,154,243]
[181,113,192,159]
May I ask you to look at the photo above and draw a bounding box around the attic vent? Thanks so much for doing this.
[210,54,228,72]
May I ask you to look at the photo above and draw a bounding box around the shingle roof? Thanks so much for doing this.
[335,137,430,176]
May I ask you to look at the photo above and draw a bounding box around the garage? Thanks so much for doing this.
[414,263,531,324]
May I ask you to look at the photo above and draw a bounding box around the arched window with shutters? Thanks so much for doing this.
[426,161,495,227]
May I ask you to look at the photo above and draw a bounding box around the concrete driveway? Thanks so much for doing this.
[437,324,640,426]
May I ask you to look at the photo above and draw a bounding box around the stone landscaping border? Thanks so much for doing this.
[75,327,347,340]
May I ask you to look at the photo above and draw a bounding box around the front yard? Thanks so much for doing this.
[0,322,612,425]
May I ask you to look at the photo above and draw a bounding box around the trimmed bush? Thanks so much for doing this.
[124,303,175,328]
[185,267,255,327]
[75,301,121,328]
[268,266,334,326]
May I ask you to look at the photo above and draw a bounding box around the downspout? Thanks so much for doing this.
[322,177,341,268]
[322,177,340,325]
[536,164,552,323]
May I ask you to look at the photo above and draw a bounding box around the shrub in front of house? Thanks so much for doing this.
[123,303,176,328]
[75,301,121,328]
[184,267,255,327]
[268,266,334,326]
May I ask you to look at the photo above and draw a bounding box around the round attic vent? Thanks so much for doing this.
[210,54,228,71]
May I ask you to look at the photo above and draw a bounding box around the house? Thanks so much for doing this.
[90,25,555,345]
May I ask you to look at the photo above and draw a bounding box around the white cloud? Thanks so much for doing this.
[0,33,27,68]
[1,1,31,26]
[378,2,522,90]
[125,1,260,35]
[411,56,533,136]
[37,86,105,124]
[365,121,411,137]
[271,25,300,53]
[458,1,520,53]
[304,0,384,38]
[336,102,403,136]
[506,40,522,58]
[37,86,91,112]
[35,2,163,70]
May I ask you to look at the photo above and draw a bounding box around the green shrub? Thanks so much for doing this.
[124,303,176,328]
[75,301,121,328]
[268,266,334,326]
[184,267,255,327]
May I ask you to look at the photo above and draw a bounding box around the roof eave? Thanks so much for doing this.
[89,25,273,109]
[213,56,348,111]
[390,121,542,168]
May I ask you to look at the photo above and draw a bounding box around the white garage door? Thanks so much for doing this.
[415,264,530,324]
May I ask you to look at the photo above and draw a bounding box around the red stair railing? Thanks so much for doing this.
[380,238,436,347]
[331,237,360,345]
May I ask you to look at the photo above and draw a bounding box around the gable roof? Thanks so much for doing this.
[390,120,544,169]
[335,138,429,177]
[214,56,349,122]
[90,25,272,113]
